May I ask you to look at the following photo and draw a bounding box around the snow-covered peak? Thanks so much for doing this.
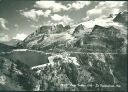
[81,16,123,28]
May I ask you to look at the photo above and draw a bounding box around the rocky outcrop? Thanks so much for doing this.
[72,24,85,37]
[52,24,70,33]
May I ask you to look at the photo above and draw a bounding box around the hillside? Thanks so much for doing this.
[0,43,16,53]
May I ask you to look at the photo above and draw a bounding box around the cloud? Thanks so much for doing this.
[20,9,44,21]
[43,10,51,17]
[14,24,19,28]
[87,8,102,15]
[46,21,54,26]
[98,1,124,8]
[0,33,10,42]
[68,1,91,10]
[51,14,73,25]
[112,8,120,14]
[20,9,51,21]
[0,18,9,30]
[51,14,64,21]
[34,1,90,13]
[13,33,27,41]
[34,1,68,12]
[30,25,38,28]
[30,24,42,29]
[86,1,126,19]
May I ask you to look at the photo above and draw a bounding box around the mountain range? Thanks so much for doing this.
[0,11,127,91]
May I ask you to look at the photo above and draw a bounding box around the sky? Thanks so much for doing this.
[0,0,127,41]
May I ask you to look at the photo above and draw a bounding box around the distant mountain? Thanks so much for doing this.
[2,39,21,46]
[0,43,15,53]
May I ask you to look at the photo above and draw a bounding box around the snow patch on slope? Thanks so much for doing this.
[76,15,127,35]
[82,16,123,28]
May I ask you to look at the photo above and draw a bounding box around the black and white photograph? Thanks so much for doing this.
[0,0,127,91]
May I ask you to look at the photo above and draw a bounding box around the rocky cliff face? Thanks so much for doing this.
[0,11,127,91]
[80,25,125,53]
[113,11,128,26]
